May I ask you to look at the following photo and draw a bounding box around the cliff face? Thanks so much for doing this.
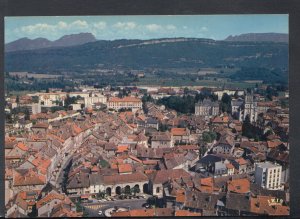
[225,33,288,43]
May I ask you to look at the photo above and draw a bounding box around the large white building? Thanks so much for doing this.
[255,161,283,190]
[107,96,142,112]
[195,99,219,117]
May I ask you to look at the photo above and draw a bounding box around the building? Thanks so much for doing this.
[231,99,244,119]
[84,93,107,108]
[170,128,191,144]
[239,93,258,123]
[151,132,173,148]
[195,99,219,117]
[213,89,244,100]
[255,162,283,190]
[107,96,142,112]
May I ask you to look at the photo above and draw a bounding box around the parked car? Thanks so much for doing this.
[142,203,150,208]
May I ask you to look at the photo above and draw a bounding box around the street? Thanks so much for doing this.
[83,198,148,217]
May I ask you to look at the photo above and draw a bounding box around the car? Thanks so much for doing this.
[98,210,103,215]
[142,203,150,208]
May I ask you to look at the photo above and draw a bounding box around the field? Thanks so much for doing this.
[136,74,257,89]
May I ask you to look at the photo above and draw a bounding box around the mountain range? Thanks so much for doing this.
[5,32,97,52]
[5,33,288,72]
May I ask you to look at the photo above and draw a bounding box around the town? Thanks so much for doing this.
[5,82,289,217]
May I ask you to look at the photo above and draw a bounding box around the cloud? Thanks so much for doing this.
[17,20,90,36]
[201,26,208,32]
[93,21,107,30]
[57,21,68,29]
[70,20,89,29]
[20,23,57,34]
[113,22,137,30]
[166,25,177,31]
[145,24,163,32]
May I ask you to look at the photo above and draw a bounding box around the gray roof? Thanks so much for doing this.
[197,154,223,165]
[146,117,158,124]
[66,172,90,189]
[225,193,250,212]
[152,132,171,141]
[89,174,103,186]
[196,99,219,107]
[184,190,225,211]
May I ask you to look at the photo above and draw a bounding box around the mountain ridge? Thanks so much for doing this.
[5,32,97,52]
[5,37,288,72]
[225,33,288,43]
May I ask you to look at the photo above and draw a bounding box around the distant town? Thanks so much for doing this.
[5,76,289,217]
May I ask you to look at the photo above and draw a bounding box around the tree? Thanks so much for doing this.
[184,87,189,95]
[242,115,263,140]
[16,95,20,105]
[131,186,140,197]
[202,131,217,143]
[220,93,232,113]
[24,108,30,120]
[202,132,212,143]
[97,190,106,199]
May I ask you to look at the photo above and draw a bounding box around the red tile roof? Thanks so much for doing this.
[175,210,202,216]
[16,142,29,151]
[227,178,250,194]
[171,128,188,136]
[118,163,133,173]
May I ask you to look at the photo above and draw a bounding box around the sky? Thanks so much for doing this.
[5,15,288,43]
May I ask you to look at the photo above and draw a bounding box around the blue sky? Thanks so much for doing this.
[5,15,288,43]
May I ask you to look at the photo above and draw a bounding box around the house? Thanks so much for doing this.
[37,190,75,217]
[6,190,40,217]
[150,169,191,198]
[212,135,235,155]
[170,128,191,145]
[151,132,173,148]
[176,190,225,216]
[66,172,90,195]
[232,158,248,174]
[13,169,46,194]
[195,154,223,174]
[145,117,159,130]
[224,193,251,216]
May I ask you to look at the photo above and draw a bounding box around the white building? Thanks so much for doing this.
[107,96,142,112]
[195,99,219,117]
[255,162,283,190]
[84,93,107,108]
[239,93,258,123]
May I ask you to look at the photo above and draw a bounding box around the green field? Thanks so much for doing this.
[136,75,257,89]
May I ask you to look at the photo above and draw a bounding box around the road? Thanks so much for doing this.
[83,198,148,217]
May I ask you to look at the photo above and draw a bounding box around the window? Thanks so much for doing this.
[156,187,160,193]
